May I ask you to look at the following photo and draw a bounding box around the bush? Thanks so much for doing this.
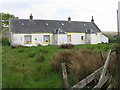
[51,50,73,71]
[60,44,74,49]
[36,54,45,62]
[28,51,36,57]
[11,44,21,48]
[37,44,41,46]
[51,47,102,82]
[2,39,10,46]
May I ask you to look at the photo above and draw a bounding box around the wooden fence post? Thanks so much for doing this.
[61,63,69,89]
[100,51,105,65]
[93,50,111,89]
[116,46,120,89]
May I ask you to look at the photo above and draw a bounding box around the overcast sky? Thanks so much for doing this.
[0,0,120,32]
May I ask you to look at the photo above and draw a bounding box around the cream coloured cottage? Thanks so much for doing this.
[9,15,108,46]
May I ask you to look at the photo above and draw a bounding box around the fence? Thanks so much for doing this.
[61,50,113,89]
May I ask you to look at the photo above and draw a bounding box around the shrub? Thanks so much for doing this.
[28,51,36,57]
[51,50,72,71]
[2,39,10,46]
[60,44,74,49]
[51,47,102,82]
[37,44,41,46]
[36,54,44,62]
[11,44,21,48]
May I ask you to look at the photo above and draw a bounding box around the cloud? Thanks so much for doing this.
[0,2,31,10]
[0,0,120,31]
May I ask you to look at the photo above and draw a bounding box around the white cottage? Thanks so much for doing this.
[9,15,108,46]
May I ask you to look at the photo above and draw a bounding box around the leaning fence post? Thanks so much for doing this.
[61,63,69,89]
[100,51,105,65]
[93,50,112,89]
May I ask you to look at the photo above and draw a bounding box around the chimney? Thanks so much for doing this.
[91,16,94,22]
[68,17,71,21]
[30,13,33,20]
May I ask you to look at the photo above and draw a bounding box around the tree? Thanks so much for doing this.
[0,13,18,28]
[0,13,18,38]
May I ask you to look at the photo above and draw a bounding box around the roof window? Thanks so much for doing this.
[84,24,86,26]
[21,23,24,26]
[45,23,48,26]
[61,23,64,26]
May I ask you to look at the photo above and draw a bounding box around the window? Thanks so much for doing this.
[81,36,84,40]
[43,35,50,43]
[24,35,32,44]
[67,35,71,42]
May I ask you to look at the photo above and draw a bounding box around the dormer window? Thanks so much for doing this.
[86,29,95,33]
[86,29,91,33]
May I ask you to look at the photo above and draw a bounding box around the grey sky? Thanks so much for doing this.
[0,0,120,32]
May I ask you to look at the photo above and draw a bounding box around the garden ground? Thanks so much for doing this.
[2,40,115,88]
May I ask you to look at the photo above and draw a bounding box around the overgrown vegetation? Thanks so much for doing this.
[2,39,115,88]
[51,48,103,83]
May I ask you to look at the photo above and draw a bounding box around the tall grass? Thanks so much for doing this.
[2,45,62,88]
[51,47,103,83]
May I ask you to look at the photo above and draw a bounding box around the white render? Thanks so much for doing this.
[9,32,108,46]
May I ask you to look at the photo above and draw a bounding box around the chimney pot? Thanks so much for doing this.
[68,17,71,21]
[91,16,94,22]
[30,13,33,20]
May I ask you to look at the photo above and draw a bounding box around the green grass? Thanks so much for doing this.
[2,39,115,88]
[103,33,117,43]
[2,45,63,88]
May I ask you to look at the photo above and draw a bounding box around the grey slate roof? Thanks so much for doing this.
[10,19,101,33]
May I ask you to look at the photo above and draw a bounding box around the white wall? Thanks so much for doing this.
[57,34,67,45]
[101,34,108,43]
[10,33,53,46]
[67,33,86,45]
[10,32,108,46]
[53,34,58,45]
[86,34,91,44]
[90,34,99,44]
[87,33,108,44]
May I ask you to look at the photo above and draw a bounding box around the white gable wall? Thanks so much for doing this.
[86,33,108,44]
[101,34,108,43]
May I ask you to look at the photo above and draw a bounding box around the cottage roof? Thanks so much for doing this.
[10,19,101,33]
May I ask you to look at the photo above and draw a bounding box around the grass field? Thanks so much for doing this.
[2,40,115,88]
